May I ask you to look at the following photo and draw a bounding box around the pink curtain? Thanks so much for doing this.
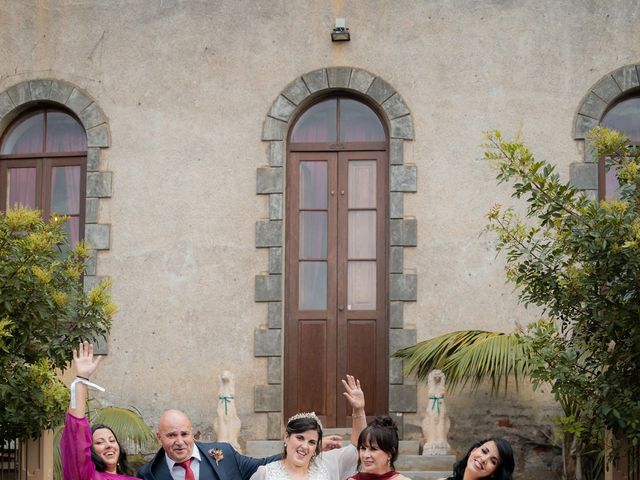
[1,112,44,154]
[51,166,81,245]
[299,262,327,310]
[2,110,87,154]
[7,168,37,209]
[339,99,385,142]
[298,161,328,310]
[291,99,336,143]
[46,123,87,152]
[341,117,385,142]
[62,166,81,214]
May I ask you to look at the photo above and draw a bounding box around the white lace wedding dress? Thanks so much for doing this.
[250,445,358,480]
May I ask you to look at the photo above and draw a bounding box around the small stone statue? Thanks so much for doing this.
[213,370,242,452]
[421,369,451,455]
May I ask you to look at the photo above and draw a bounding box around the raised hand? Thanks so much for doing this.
[321,434,344,451]
[73,341,101,379]
[343,374,366,445]
[342,374,365,411]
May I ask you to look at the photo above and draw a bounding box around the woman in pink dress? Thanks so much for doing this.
[60,342,137,479]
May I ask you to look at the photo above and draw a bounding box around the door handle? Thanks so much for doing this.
[338,305,344,311]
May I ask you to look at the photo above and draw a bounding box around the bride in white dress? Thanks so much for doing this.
[250,375,367,480]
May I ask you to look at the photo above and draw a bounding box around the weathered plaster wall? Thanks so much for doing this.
[1,2,638,473]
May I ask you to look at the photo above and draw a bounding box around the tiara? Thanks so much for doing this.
[287,411,323,430]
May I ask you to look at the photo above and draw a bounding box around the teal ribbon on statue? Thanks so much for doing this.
[219,394,233,415]
[429,395,443,416]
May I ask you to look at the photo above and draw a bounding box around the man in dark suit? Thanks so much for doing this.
[137,409,280,480]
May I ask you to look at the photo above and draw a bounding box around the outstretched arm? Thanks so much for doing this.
[342,375,366,445]
[60,342,103,480]
[232,445,280,480]
[68,341,102,418]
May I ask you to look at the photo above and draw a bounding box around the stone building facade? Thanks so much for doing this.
[2,1,639,478]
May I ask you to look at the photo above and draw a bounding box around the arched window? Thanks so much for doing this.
[0,107,87,245]
[600,95,640,199]
[290,97,386,143]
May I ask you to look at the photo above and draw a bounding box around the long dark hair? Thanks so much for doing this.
[356,416,400,470]
[448,437,514,480]
[90,423,134,476]
[283,415,323,459]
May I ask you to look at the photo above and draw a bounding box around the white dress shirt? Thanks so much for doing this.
[164,445,202,480]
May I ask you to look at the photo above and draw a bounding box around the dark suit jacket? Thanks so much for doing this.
[137,442,280,480]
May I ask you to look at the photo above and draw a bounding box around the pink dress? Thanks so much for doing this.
[60,413,138,480]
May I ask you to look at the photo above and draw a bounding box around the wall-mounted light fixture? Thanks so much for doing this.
[331,18,350,42]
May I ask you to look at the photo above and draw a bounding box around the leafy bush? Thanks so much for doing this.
[0,207,116,442]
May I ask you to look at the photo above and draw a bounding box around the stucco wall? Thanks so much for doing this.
[1,1,638,474]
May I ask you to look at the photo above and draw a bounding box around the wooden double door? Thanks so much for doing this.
[284,148,388,427]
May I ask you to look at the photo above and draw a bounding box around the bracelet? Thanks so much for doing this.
[76,375,90,381]
[352,413,366,418]
[69,378,105,408]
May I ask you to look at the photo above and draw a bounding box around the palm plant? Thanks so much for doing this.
[91,406,157,449]
[394,328,531,394]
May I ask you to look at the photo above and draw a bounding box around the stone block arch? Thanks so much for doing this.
[0,79,113,351]
[253,67,417,438]
[571,64,640,194]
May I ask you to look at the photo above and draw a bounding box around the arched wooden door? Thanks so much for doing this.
[284,96,389,427]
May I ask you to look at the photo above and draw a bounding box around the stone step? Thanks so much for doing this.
[394,455,455,471]
[398,471,452,480]
[246,440,422,457]
[323,428,352,436]
[398,441,421,456]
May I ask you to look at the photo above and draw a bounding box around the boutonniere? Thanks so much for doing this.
[209,448,224,465]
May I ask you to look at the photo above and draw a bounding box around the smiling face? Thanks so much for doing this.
[283,430,319,469]
[92,427,120,473]
[358,439,392,475]
[466,441,500,479]
[156,410,194,463]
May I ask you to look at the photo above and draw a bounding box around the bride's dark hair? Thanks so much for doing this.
[283,415,323,459]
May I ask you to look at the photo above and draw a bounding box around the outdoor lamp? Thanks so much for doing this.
[331,18,350,42]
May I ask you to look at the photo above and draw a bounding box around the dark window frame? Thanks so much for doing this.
[0,107,87,243]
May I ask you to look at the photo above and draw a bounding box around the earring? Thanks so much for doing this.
[284,442,287,447]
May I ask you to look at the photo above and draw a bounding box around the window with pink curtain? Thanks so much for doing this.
[46,112,88,152]
[290,97,385,144]
[7,167,37,209]
[51,166,82,245]
[601,96,640,199]
[298,161,329,310]
[347,160,377,310]
[339,99,385,142]
[1,108,87,246]
[291,99,337,143]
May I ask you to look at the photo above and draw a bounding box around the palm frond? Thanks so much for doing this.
[92,407,157,449]
[393,329,531,394]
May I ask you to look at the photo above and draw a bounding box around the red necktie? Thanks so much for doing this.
[177,458,195,480]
